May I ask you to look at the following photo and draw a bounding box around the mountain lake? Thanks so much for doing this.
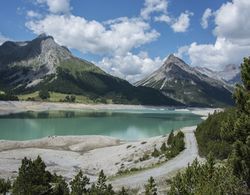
[0,108,202,141]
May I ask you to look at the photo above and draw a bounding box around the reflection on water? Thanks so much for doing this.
[0,109,202,141]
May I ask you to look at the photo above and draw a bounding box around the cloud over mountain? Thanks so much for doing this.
[177,0,250,70]
[25,0,194,82]
[26,16,159,56]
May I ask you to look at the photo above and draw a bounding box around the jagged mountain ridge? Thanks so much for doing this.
[194,64,241,85]
[0,35,182,106]
[135,54,234,107]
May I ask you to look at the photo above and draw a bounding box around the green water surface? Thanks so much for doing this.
[0,109,202,141]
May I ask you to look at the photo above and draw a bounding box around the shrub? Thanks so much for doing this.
[39,89,50,99]
[144,176,157,195]
[140,153,150,161]
[64,95,76,102]
[151,148,160,158]
[160,142,167,152]
[0,178,11,195]
[167,130,174,145]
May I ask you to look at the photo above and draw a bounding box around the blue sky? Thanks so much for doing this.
[0,0,249,82]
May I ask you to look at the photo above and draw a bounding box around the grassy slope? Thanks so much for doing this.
[18,91,96,104]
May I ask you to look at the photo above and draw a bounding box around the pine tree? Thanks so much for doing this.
[0,178,11,195]
[204,153,215,179]
[160,142,167,152]
[151,148,160,157]
[230,57,250,188]
[52,175,69,195]
[106,184,115,195]
[70,170,90,195]
[117,186,129,195]
[167,130,174,145]
[96,170,107,192]
[145,176,157,195]
[12,156,52,195]
[39,89,50,100]
[89,183,97,194]
[241,57,250,90]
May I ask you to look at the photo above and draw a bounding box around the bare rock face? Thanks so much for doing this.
[135,54,234,107]
[0,34,72,88]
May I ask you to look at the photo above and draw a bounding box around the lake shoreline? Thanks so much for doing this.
[0,100,220,117]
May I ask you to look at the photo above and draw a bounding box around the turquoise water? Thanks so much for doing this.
[0,109,202,141]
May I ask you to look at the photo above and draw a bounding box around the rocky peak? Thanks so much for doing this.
[161,54,190,73]
[31,34,56,48]
[27,34,72,60]
[0,34,72,75]
[164,54,184,64]
[37,33,53,39]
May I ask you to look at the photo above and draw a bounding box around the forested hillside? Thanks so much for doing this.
[169,57,250,194]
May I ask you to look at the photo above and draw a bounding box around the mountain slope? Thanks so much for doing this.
[135,54,234,107]
[195,64,241,85]
[0,35,182,106]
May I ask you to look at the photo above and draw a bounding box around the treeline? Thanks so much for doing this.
[0,156,159,195]
[170,57,250,193]
[195,108,237,159]
[0,91,19,101]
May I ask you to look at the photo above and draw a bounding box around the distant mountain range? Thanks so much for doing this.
[0,34,181,106]
[194,64,241,85]
[0,35,235,107]
[135,54,235,107]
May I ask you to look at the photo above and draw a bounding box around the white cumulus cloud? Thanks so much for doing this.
[201,8,213,29]
[214,0,250,43]
[140,0,168,20]
[177,0,250,70]
[26,10,42,18]
[37,0,71,14]
[154,14,171,23]
[171,11,193,33]
[26,15,159,56]
[141,0,193,33]
[97,52,163,82]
